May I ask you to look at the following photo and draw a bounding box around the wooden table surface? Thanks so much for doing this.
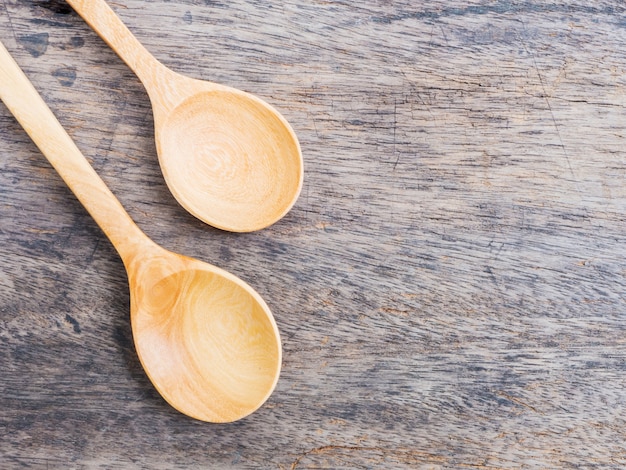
[1,1,625,468]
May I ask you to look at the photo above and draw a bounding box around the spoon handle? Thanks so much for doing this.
[65,0,171,93]
[0,41,148,261]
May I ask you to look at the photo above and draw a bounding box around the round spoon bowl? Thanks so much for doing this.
[157,90,302,232]
[131,263,282,423]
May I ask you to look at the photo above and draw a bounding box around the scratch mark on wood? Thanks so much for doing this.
[518,24,577,184]
[496,391,542,415]
[535,61,575,179]
[393,97,399,170]
[379,306,410,317]
[1,0,18,46]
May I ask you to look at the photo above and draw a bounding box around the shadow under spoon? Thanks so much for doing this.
[0,41,282,423]
[66,0,303,232]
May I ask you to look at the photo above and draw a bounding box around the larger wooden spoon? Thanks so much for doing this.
[0,41,281,423]
[66,0,303,232]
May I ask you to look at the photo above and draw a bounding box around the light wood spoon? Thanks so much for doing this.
[0,41,281,423]
[65,0,303,232]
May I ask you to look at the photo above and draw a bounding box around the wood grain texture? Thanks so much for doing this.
[1,0,625,468]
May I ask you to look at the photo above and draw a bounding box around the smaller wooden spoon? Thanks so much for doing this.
[66,0,303,232]
[0,41,281,423]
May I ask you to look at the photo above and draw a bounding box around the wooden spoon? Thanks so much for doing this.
[0,41,282,423]
[65,0,303,232]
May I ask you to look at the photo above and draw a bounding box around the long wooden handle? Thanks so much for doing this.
[65,0,167,91]
[0,41,147,262]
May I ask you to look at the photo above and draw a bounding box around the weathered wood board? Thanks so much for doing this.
[1,1,625,468]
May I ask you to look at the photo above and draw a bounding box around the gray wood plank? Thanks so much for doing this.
[1,1,625,468]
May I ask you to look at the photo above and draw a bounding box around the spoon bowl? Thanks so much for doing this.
[157,88,302,232]
[0,41,282,422]
[67,0,303,232]
[129,247,281,422]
